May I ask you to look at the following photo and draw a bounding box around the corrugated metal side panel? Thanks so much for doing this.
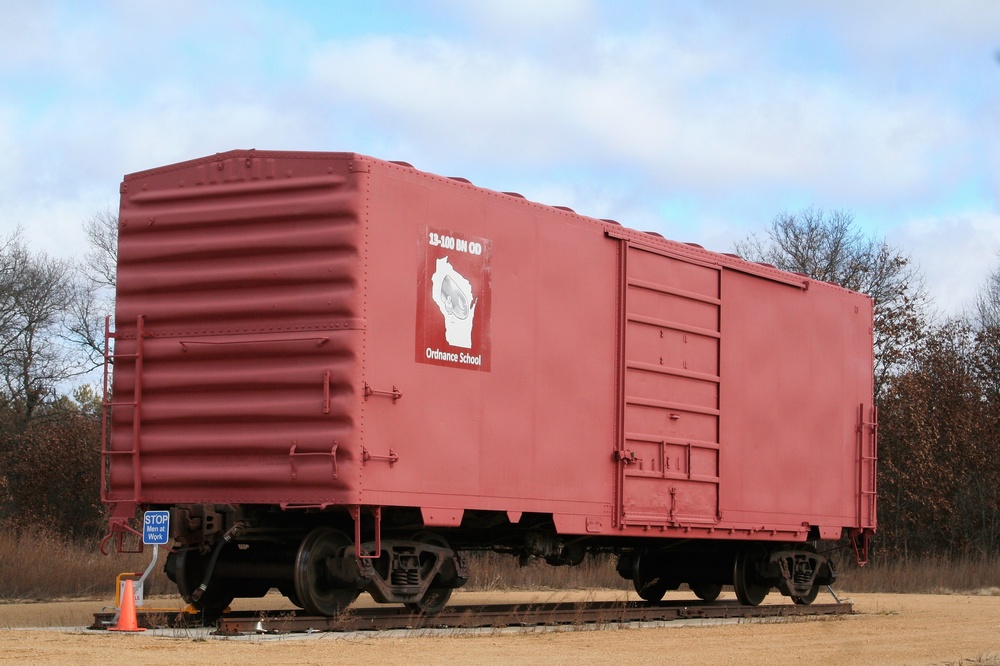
[108,152,365,506]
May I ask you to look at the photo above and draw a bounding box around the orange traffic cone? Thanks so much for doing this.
[109,579,145,632]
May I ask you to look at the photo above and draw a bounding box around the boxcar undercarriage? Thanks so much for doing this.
[150,503,843,619]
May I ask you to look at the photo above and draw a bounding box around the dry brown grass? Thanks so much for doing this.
[837,554,1000,595]
[466,551,1000,596]
[464,552,622,591]
[0,530,170,602]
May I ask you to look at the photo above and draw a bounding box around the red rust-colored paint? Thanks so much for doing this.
[105,150,875,543]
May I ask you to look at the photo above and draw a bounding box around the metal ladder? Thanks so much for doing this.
[858,403,879,530]
[100,315,146,508]
[851,403,878,566]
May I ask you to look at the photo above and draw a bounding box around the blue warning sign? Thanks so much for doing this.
[142,511,170,545]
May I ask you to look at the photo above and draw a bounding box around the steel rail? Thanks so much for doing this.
[91,600,853,635]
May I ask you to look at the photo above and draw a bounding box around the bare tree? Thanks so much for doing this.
[734,209,868,285]
[82,208,118,289]
[0,222,116,539]
[0,232,78,422]
[733,208,928,397]
[63,278,107,371]
[973,255,1000,331]
[971,256,1000,403]
[65,209,119,369]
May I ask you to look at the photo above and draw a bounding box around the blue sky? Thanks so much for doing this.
[2,0,998,315]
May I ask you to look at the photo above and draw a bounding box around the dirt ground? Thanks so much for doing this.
[1,588,999,665]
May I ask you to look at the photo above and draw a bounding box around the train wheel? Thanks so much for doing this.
[632,553,669,602]
[691,583,722,602]
[404,531,454,614]
[733,547,770,606]
[791,583,820,605]
[169,548,236,621]
[294,527,360,616]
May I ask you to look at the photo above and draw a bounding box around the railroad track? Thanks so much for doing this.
[91,599,853,635]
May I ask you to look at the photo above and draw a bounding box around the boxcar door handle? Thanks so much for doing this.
[363,382,403,403]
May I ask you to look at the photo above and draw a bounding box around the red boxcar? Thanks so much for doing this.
[102,150,876,616]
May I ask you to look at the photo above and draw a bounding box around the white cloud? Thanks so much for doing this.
[889,212,1000,317]
[821,1,1000,54]
[0,2,62,68]
[439,0,596,30]
[0,108,22,189]
[0,197,104,260]
[305,28,972,208]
